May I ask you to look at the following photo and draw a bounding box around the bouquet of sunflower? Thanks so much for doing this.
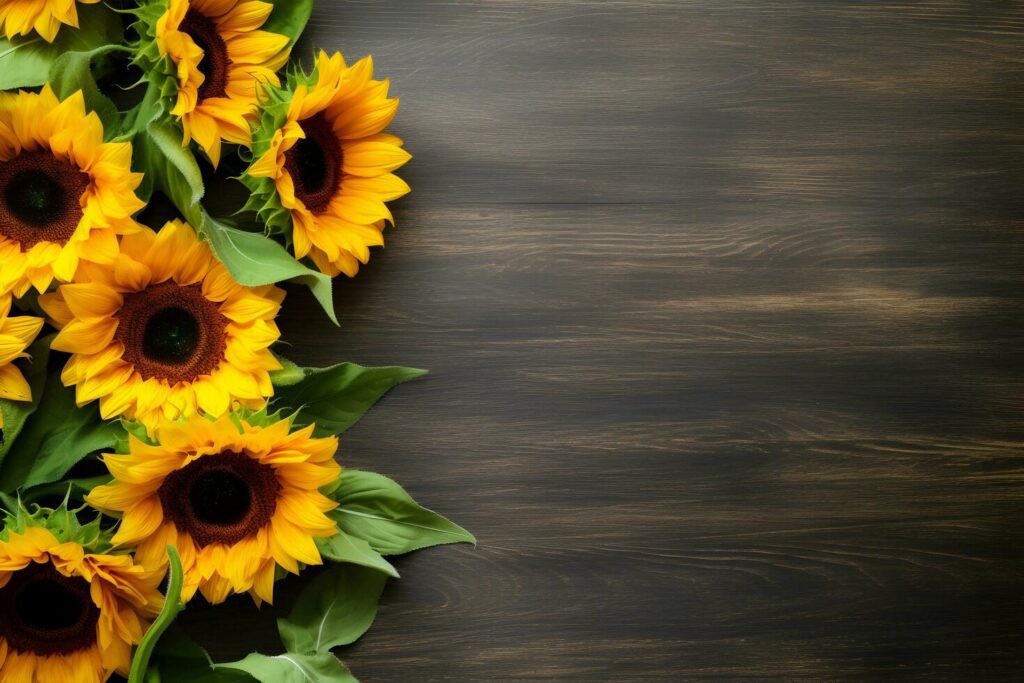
[0,2,472,681]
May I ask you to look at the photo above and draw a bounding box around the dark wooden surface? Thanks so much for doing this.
[187,2,1024,679]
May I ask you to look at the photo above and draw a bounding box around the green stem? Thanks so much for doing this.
[128,546,184,683]
[117,78,164,143]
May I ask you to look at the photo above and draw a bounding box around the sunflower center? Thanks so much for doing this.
[17,578,84,630]
[181,9,231,101]
[0,562,99,656]
[9,171,64,225]
[190,469,252,525]
[159,452,281,548]
[117,281,228,384]
[143,306,200,363]
[0,151,89,250]
[284,112,343,214]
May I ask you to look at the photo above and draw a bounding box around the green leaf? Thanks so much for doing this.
[149,629,256,683]
[217,653,356,683]
[119,79,169,142]
[201,214,338,325]
[279,563,388,655]
[263,0,314,45]
[133,126,341,325]
[315,533,399,578]
[0,38,52,90]
[0,334,51,469]
[272,363,426,436]
[0,3,123,90]
[18,472,111,508]
[0,372,124,493]
[129,547,186,683]
[330,471,475,556]
[49,44,125,135]
[137,121,204,216]
[270,355,305,386]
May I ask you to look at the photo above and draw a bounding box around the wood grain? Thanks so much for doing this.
[184,1,1024,679]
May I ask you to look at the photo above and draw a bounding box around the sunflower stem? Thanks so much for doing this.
[128,546,184,683]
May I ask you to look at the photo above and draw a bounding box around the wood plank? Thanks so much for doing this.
[185,1,1024,679]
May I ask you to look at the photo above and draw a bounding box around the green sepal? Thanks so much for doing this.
[0,498,115,554]
[122,0,182,141]
[239,82,294,239]
[239,59,332,243]
[228,405,294,430]
[130,0,173,31]
[0,3,123,91]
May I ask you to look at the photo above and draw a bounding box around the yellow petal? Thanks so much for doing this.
[60,282,123,320]
[52,319,118,355]
[0,363,31,402]
[1,315,43,347]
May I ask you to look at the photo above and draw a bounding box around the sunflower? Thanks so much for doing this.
[0,296,43,429]
[87,412,341,605]
[0,524,163,683]
[246,50,411,277]
[0,86,144,298]
[38,220,284,432]
[149,0,289,166]
[0,0,100,42]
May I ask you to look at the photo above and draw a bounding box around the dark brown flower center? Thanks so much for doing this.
[0,561,99,656]
[0,151,89,250]
[181,9,231,101]
[116,281,228,383]
[159,452,280,547]
[284,112,343,214]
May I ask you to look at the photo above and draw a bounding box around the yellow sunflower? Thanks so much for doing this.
[0,295,43,429]
[38,220,284,432]
[0,0,100,43]
[0,525,163,683]
[248,50,411,277]
[156,0,289,166]
[0,86,144,298]
[87,412,341,605]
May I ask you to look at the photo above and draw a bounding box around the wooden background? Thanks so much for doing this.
[187,1,1024,679]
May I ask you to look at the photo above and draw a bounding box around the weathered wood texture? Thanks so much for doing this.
[187,1,1024,679]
